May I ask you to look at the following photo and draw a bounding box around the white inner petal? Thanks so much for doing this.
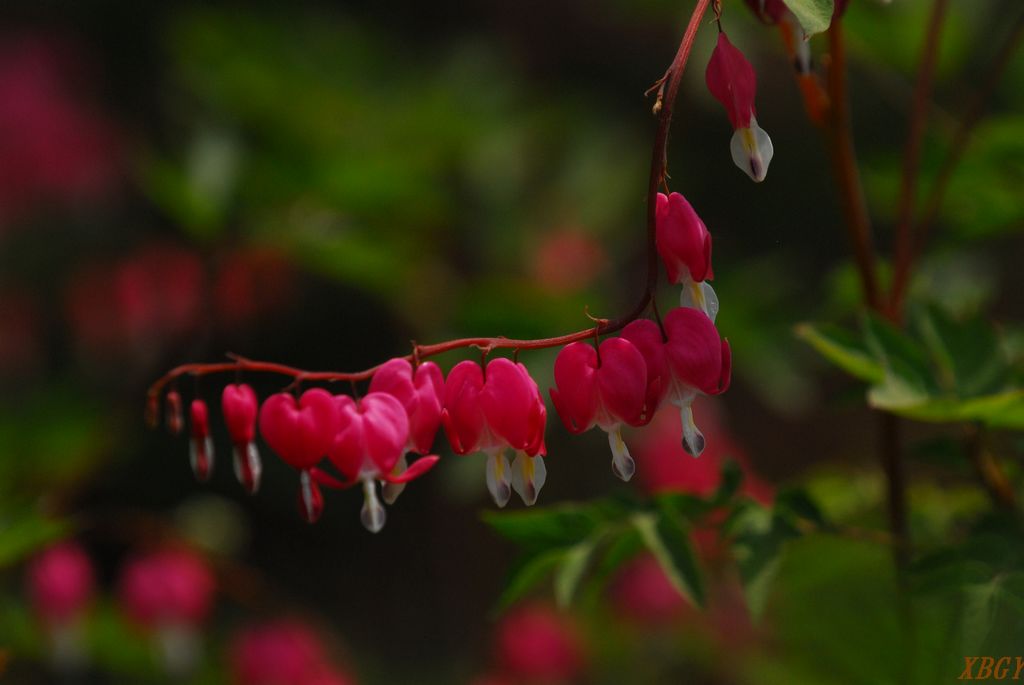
[730,117,773,183]
[485,449,512,508]
[511,450,547,506]
[607,426,635,482]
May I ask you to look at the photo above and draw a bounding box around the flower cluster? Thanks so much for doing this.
[152,183,733,530]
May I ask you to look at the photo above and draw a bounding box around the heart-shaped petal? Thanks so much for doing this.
[663,307,731,396]
[222,383,258,445]
[329,392,410,480]
[258,389,339,470]
[369,358,444,454]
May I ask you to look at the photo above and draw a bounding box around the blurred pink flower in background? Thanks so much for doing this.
[27,542,94,627]
[531,229,606,294]
[609,554,688,626]
[118,546,215,630]
[633,400,773,505]
[490,603,586,684]
[228,619,357,685]
[66,243,204,365]
[0,35,118,228]
[118,546,215,675]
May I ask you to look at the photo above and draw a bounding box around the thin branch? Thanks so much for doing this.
[825,20,883,311]
[889,11,1024,316]
[889,0,950,321]
[147,0,713,404]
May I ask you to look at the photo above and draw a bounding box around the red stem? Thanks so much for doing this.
[146,0,712,403]
[825,20,883,312]
[888,0,949,321]
[889,10,1024,318]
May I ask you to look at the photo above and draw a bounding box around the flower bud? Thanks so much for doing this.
[189,399,214,482]
[222,383,262,494]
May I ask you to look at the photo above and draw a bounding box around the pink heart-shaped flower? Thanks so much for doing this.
[328,393,410,480]
[222,383,258,445]
[259,389,339,470]
[368,358,444,454]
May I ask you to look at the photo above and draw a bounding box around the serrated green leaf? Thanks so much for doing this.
[631,512,705,606]
[554,539,597,608]
[796,322,885,384]
[781,0,836,37]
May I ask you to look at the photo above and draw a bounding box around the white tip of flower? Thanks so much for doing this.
[608,427,636,482]
[730,117,773,183]
[189,436,214,483]
[511,450,547,506]
[485,450,512,508]
[680,280,719,323]
[382,454,409,505]
[232,442,262,495]
[679,403,705,457]
[360,478,387,533]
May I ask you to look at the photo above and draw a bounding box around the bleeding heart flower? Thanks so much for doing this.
[622,308,731,457]
[493,604,586,683]
[656,192,719,321]
[27,542,94,627]
[228,619,357,685]
[328,392,437,533]
[368,358,444,504]
[549,337,647,481]
[118,547,215,677]
[259,389,340,523]
[442,358,547,507]
[222,383,262,495]
[189,399,214,483]
[706,32,773,182]
[166,390,184,435]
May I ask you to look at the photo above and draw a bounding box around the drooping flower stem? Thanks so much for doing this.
[889,10,1024,319]
[146,0,712,403]
[824,19,882,312]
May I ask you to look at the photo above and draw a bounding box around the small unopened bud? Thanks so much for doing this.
[189,400,214,482]
[166,391,184,435]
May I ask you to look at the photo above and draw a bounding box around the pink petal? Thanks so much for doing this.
[481,359,544,451]
[621,319,671,420]
[259,389,339,470]
[656,192,713,285]
[550,342,600,433]
[442,361,487,454]
[222,383,258,444]
[663,307,729,396]
[705,32,757,130]
[594,337,648,428]
[382,455,440,483]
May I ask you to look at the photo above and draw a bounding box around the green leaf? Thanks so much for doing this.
[631,512,705,606]
[796,322,885,384]
[869,388,1024,429]
[0,513,70,568]
[781,0,836,37]
[495,550,564,612]
[914,305,1008,397]
[482,503,605,550]
[554,539,597,608]
[863,313,937,394]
